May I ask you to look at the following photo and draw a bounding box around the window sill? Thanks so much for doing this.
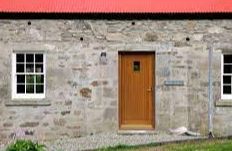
[215,100,232,107]
[5,99,51,106]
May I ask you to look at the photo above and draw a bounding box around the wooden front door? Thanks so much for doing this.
[119,52,155,130]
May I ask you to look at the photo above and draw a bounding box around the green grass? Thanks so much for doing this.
[97,139,232,151]
[165,139,232,151]
[97,144,143,151]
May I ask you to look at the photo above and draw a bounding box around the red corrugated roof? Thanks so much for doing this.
[0,0,232,13]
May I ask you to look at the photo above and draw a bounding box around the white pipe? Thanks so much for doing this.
[208,47,214,138]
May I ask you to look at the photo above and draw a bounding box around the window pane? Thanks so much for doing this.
[16,64,24,72]
[17,75,25,83]
[35,64,43,73]
[224,55,232,63]
[224,65,232,73]
[223,86,231,94]
[133,61,140,71]
[17,84,25,93]
[26,85,34,93]
[26,75,35,84]
[223,76,231,84]
[16,54,24,62]
[36,85,44,93]
[26,64,34,72]
[26,54,34,62]
[35,54,43,62]
[36,75,44,83]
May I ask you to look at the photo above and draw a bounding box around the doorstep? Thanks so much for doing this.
[117,130,158,135]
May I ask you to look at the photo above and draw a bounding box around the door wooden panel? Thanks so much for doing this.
[119,52,155,130]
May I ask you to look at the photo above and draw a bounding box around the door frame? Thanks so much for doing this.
[118,51,156,130]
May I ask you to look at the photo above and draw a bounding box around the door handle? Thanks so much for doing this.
[147,87,152,92]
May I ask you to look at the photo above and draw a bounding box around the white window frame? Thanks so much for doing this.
[221,54,232,100]
[12,52,46,99]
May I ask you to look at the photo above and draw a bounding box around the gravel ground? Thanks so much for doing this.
[45,132,203,151]
[0,132,203,151]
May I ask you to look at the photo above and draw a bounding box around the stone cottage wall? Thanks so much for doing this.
[0,20,232,141]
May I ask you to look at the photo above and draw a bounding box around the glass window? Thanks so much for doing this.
[222,54,232,99]
[12,53,45,99]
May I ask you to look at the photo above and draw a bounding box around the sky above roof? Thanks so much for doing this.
[0,0,232,13]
